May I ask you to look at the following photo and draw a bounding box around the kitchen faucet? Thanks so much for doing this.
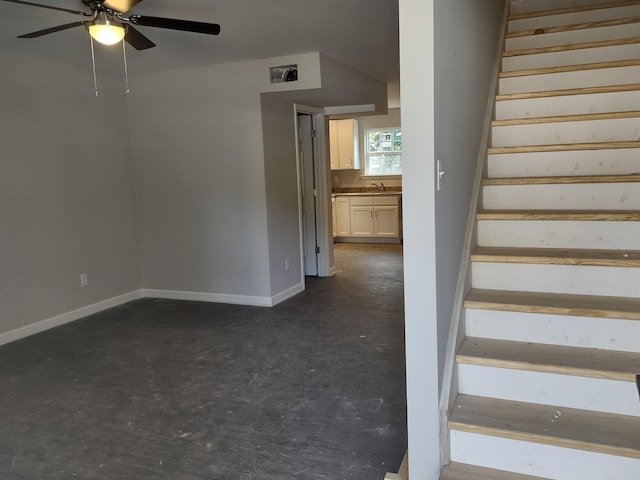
[371,181,385,192]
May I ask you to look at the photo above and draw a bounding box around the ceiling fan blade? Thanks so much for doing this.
[128,15,221,35]
[0,0,90,16]
[102,0,144,14]
[18,21,86,38]
[124,24,155,50]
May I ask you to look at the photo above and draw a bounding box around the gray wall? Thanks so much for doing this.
[0,52,140,335]
[1,48,386,339]
[400,0,505,477]
[260,94,304,295]
[434,0,504,384]
[400,0,440,476]
[126,55,384,303]
[127,63,274,300]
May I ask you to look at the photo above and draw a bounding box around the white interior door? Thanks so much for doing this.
[298,113,318,276]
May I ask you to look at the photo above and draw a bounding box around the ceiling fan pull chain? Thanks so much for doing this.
[122,38,130,94]
[89,36,99,96]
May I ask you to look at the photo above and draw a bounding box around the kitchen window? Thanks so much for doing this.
[364,127,402,176]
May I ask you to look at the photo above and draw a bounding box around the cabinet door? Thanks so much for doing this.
[334,196,351,236]
[337,120,356,169]
[374,206,399,237]
[350,206,375,236]
[332,197,337,237]
[329,119,359,170]
[329,121,340,170]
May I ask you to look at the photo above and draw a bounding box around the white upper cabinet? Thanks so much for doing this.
[329,119,359,170]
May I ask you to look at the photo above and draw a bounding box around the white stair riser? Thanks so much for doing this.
[458,364,639,416]
[488,148,640,178]
[496,89,640,120]
[472,263,640,297]
[492,117,640,147]
[477,220,640,250]
[499,65,640,94]
[503,43,640,72]
[506,23,640,51]
[465,308,640,353]
[483,183,640,210]
[508,4,640,31]
[450,431,640,480]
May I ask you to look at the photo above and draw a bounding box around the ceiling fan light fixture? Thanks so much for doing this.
[88,20,125,45]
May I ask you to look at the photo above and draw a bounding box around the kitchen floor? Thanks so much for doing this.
[0,244,407,480]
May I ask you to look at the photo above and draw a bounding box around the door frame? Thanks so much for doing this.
[297,112,319,276]
[294,104,333,278]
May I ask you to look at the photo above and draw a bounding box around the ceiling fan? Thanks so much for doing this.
[2,0,221,50]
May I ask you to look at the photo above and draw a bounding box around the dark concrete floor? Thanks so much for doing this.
[0,244,407,480]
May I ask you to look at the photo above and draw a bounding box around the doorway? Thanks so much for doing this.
[295,106,332,278]
[297,112,319,276]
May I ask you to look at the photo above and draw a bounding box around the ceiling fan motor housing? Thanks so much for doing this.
[5,0,221,50]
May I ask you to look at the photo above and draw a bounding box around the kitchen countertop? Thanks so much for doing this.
[332,191,402,196]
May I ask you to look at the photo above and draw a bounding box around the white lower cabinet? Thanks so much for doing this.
[373,205,399,237]
[334,196,351,237]
[350,205,376,236]
[332,197,337,237]
[334,194,401,242]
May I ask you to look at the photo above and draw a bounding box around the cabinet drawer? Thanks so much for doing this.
[349,196,374,206]
[374,195,399,206]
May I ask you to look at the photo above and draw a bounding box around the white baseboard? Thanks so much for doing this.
[271,282,305,306]
[143,284,304,307]
[143,288,273,306]
[1,283,307,347]
[0,289,144,347]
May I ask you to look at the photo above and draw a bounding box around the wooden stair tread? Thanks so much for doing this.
[488,141,640,155]
[449,395,640,458]
[477,210,640,221]
[499,58,640,78]
[496,83,640,101]
[457,337,640,381]
[471,246,640,268]
[504,36,640,58]
[441,462,550,480]
[508,0,640,21]
[506,15,640,39]
[385,451,407,480]
[465,288,640,321]
[492,110,640,127]
[483,174,640,185]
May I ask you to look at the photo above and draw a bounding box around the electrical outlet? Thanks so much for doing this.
[80,273,88,287]
[285,258,290,271]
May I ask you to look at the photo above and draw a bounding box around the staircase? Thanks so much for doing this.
[441,1,640,479]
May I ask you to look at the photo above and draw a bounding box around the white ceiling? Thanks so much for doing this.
[0,0,400,90]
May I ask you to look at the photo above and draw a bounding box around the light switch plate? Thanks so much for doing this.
[437,159,445,191]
